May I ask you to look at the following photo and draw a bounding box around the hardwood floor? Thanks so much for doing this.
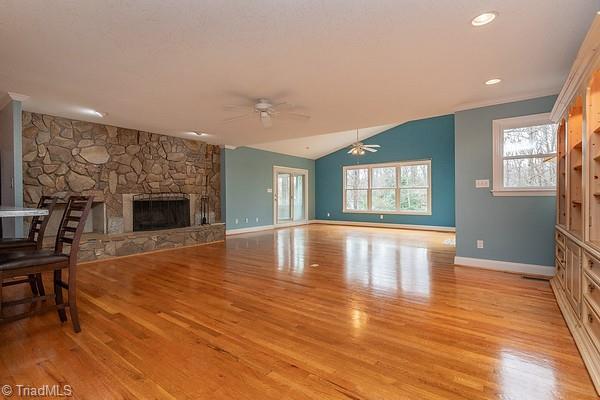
[0,224,596,399]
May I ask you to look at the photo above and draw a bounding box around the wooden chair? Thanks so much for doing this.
[0,196,58,296]
[0,196,93,332]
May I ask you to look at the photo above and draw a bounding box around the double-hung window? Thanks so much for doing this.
[492,113,557,196]
[343,160,431,215]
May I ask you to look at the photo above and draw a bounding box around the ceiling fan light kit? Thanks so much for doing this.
[348,129,380,156]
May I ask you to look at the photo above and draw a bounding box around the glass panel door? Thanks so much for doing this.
[293,175,304,221]
[275,168,308,225]
[277,173,291,222]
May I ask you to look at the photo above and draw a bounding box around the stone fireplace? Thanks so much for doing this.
[22,112,224,261]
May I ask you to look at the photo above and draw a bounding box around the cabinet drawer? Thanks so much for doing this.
[583,299,600,353]
[584,251,600,285]
[556,245,566,265]
[584,273,600,313]
[556,231,566,248]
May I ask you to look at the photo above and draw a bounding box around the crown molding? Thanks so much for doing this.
[453,89,559,113]
[550,15,600,121]
[0,91,29,110]
[7,92,29,102]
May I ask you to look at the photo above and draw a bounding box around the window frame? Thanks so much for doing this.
[342,159,432,215]
[492,113,557,197]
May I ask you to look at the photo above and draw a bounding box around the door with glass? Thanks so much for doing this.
[274,167,308,225]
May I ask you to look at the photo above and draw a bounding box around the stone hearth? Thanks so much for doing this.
[77,224,225,262]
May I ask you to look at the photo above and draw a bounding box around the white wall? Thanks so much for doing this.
[0,100,23,237]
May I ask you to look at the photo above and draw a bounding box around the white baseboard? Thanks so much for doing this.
[226,224,275,235]
[227,220,456,235]
[454,256,555,276]
[310,219,455,232]
[226,220,309,235]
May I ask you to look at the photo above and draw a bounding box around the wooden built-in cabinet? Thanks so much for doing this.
[568,96,584,238]
[589,71,600,247]
[551,16,600,395]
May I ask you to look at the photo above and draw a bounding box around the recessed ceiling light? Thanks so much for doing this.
[472,12,497,26]
[485,78,502,85]
[91,110,107,117]
[186,131,208,136]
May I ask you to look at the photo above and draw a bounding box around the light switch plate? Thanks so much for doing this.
[475,179,489,188]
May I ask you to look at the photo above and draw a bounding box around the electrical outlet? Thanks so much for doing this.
[255,217,259,222]
[327,212,331,217]
[475,179,489,188]
[267,188,272,193]
[235,218,239,224]
[245,218,249,223]
[477,240,484,249]
[379,214,384,219]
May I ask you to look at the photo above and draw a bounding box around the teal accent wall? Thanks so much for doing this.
[455,95,557,266]
[315,114,455,227]
[224,147,315,229]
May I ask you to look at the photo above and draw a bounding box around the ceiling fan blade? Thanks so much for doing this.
[223,104,251,110]
[223,114,254,123]
[279,112,311,120]
[347,148,355,154]
[364,147,377,152]
[364,144,380,148]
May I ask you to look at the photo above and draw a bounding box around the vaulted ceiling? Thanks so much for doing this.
[0,1,596,158]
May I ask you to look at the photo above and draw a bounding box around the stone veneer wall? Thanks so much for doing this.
[21,112,221,232]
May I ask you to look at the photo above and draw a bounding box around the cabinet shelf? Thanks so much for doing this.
[574,164,583,171]
[574,141,583,149]
[572,200,583,205]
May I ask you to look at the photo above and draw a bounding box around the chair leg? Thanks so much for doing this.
[28,274,39,296]
[67,265,81,333]
[54,270,67,323]
[36,273,46,297]
[0,272,3,319]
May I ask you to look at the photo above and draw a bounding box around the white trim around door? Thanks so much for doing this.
[273,166,309,226]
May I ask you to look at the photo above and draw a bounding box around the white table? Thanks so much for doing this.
[0,206,48,218]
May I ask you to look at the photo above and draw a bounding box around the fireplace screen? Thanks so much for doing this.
[133,193,190,232]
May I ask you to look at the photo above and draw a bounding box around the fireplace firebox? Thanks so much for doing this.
[133,193,190,232]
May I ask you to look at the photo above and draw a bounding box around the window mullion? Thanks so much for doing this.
[367,166,372,211]
[503,153,556,160]
[396,166,400,211]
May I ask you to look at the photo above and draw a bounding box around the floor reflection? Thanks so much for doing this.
[343,233,431,298]
[276,228,306,274]
[499,349,557,399]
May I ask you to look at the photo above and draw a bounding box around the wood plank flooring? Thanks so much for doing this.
[0,224,596,399]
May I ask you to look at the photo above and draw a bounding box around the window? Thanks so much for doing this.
[343,160,431,214]
[492,113,557,196]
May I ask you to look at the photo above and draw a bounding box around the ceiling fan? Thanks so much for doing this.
[223,98,310,128]
[348,129,380,155]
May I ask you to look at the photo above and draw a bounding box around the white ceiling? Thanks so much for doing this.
[250,123,397,159]
[0,1,597,158]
